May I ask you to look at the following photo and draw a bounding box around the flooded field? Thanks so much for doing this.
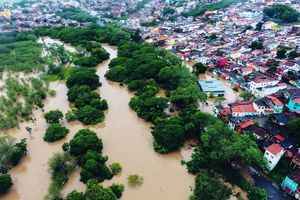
[1,44,194,200]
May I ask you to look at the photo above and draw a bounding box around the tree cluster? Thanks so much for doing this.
[43,110,69,142]
[44,110,64,124]
[64,129,113,184]
[190,171,232,200]
[35,26,110,67]
[56,8,97,23]
[46,152,76,200]
[0,137,27,173]
[0,136,27,195]
[66,180,122,200]
[0,77,49,130]
[44,123,69,143]
[264,4,300,23]
[66,68,108,125]
[106,42,207,153]
[250,40,264,50]
[287,118,300,144]
[182,0,239,17]
[192,62,208,75]
[0,32,43,72]
[186,120,265,174]
[0,174,13,194]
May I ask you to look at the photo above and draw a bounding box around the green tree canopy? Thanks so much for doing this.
[69,129,103,156]
[0,174,13,194]
[152,116,185,153]
[264,4,300,23]
[66,68,100,90]
[191,171,232,200]
[43,123,69,142]
[44,110,64,124]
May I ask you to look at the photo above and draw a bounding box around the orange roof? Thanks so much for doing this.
[274,134,285,142]
[231,103,256,113]
[238,119,255,129]
[267,96,283,106]
[266,144,283,155]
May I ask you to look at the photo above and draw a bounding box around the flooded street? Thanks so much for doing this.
[1,44,194,200]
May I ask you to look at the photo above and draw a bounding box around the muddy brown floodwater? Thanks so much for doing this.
[1,44,194,200]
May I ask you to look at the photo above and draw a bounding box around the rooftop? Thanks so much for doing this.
[198,80,225,92]
[231,102,256,113]
[266,143,284,155]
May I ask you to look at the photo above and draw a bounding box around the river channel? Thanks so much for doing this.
[1,44,194,200]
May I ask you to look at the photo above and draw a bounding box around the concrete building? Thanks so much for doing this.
[198,80,225,97]
[264,143,285,171]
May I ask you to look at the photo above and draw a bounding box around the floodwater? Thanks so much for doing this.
[1,44,194,200]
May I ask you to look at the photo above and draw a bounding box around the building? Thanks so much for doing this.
[287,96,300,113]
[249,76,279,92]
[198,80,225,97]
[230,101,257,117]
[281,170,300,199]
[264,143,285,171]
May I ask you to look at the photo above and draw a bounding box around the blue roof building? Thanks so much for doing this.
[198,80,225,97]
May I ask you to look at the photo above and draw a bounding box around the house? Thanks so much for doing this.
[287,95,300,113]
[198,80,225,97]
[230,101,257,117]
[253,98,272,115]
[281,170,300,199]
[252,83,287,98]
[235,119,255,132]
[264,143,285,171]
[244,125,269,140]
[248,75,279,91]
[266,96,284,113]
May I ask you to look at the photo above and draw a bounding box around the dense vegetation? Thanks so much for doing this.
[0,32,44,72]
[66,68,108,125]
[190,171,232,200]
[192,62,208,75]
[0,136,27,195]
[66,180,121,200]
[36,26,109,68]
[56,8,97,23]
[0,173,13,194]
[64,129,113,183]
[264,4,300,23]
[43,123,69,142]
[0,77,49,130]
[183,0,241,17]
[44,110,64,124]
[186,119,265,173]
[0,136,27,173]
[46,153,76,200]
[106,41,207,153]
[287,118,300,143]
[47,128,122,200]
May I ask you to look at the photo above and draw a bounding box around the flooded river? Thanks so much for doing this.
[1,44,194,200]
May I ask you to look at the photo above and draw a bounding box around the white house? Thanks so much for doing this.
[249,77,279,91]
[264,143,285,171]
[252,83,287,98]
